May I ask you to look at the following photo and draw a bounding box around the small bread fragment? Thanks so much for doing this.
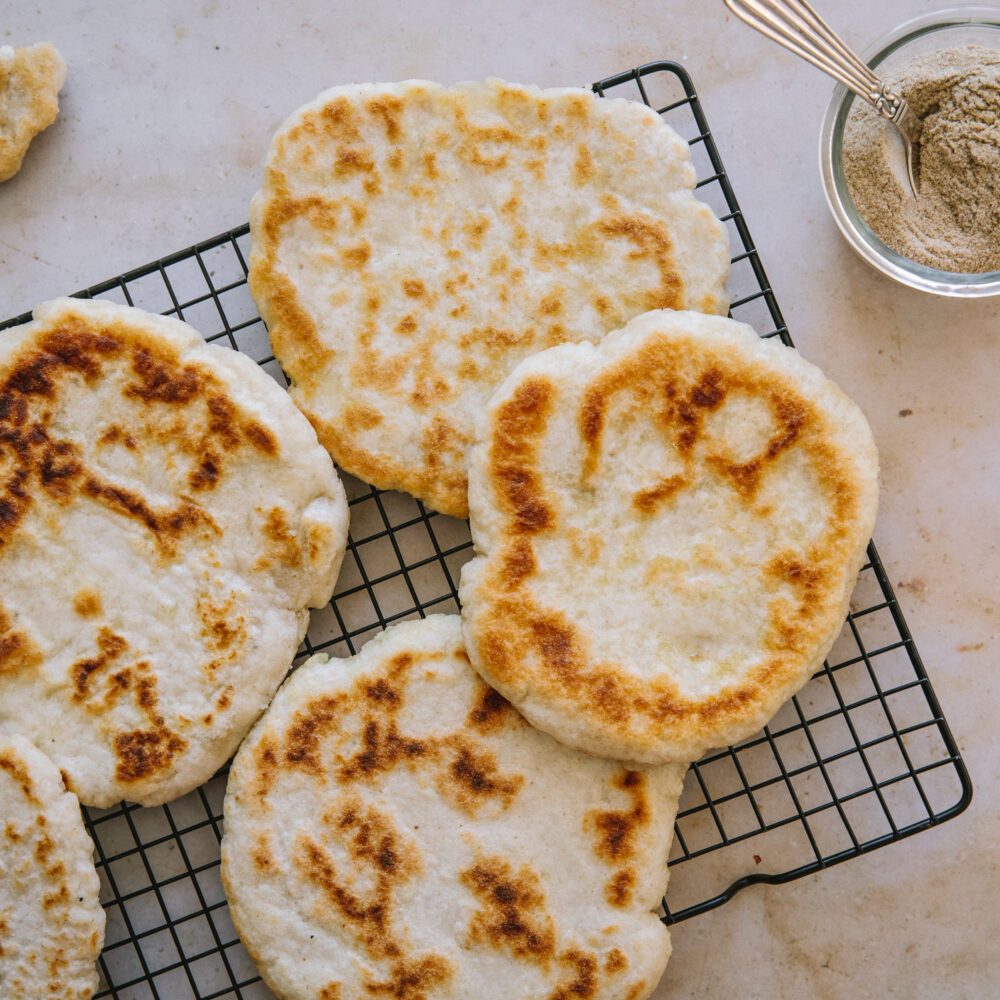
[0,42,66,182]
[0,734,105,999]
[222,616,686,1000]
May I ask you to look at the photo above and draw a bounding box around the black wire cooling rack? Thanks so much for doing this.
[1,60,971,999]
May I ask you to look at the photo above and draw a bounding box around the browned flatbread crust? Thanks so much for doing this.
[460,310,879,762]
[222,616,685,999]
[0,735,104,999]
[0,298,347,807]
[250,79,730,516]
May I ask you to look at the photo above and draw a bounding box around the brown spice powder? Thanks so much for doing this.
[842,44,1000,273]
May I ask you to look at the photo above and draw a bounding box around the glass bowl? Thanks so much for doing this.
[819,6,1000,297]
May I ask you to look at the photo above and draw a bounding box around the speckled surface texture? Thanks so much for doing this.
[1,2,996,997]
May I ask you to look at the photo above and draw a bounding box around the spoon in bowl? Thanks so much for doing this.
[723,0,923,196]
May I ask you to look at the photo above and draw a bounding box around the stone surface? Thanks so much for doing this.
[1,2,996,998]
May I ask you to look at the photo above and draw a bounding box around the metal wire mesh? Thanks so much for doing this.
[0,60,970,999]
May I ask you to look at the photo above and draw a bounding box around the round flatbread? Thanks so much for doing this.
[250,78,730,516]
[459,309,879,763]
[0,734,105,1000]
[222,615,685,1000]
[0,298,349,807]
[0,42,66,183]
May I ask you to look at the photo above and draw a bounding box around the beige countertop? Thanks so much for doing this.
[2,1,997,997]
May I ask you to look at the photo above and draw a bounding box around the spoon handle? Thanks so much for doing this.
[723,0,915,132]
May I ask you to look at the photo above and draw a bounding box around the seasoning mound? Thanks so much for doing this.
[843,45,1000,273]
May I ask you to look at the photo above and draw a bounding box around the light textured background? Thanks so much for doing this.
[1,1,997,997]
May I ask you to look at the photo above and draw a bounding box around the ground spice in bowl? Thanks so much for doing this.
[842,44,1000,273]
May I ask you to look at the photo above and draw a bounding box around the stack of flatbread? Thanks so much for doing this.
[1,297,350,994]
[1,76,878,1000]
[220,77,878,1000]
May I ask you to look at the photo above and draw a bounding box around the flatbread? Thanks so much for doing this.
[0,298,349,807]
[222,615,685,1000]
[460,309,879,763]
[0,734,105,1000]
[0,43,66,182]
[250,78,730,516]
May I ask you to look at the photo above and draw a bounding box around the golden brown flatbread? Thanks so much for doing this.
[222,616,686,1000]
[460,309,879,762]
[250,79,730,516]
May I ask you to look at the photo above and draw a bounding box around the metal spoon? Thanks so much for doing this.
[724,0,922,195]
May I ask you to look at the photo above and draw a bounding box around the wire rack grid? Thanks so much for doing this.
[0,60,971,1000]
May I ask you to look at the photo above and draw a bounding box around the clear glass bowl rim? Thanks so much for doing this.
[819,5,1000,297]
